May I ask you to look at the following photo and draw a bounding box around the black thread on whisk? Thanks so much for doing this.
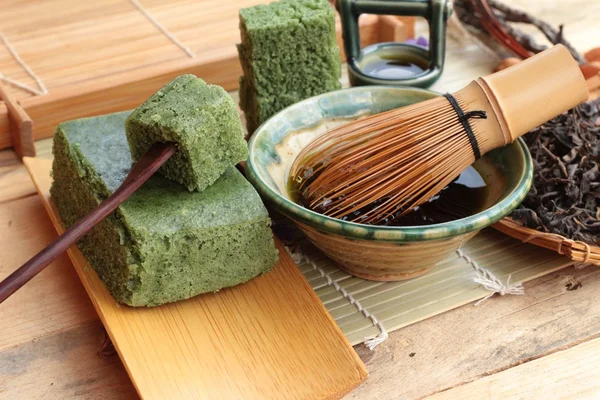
[461,110,487,121]
[443,93,486,159]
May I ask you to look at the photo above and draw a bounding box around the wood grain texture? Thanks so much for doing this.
[0,0,270,149]
[426,335,600,400]
[0,0,413,150]
[21,157,366,400]
[0,321,137,399]
[344,264,600,399]
[0,137,50,204]
[0,195,97,351]
[0,151,36,204]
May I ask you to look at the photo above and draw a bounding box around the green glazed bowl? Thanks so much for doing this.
[246,86,533,281]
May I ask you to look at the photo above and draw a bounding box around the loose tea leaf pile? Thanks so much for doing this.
[510,99,600,244]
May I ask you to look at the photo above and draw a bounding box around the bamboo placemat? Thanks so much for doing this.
[272,215,574,347]
[0,0,273,151]
[0,0,410,155]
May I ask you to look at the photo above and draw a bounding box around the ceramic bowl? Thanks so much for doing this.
[246,86,533,281]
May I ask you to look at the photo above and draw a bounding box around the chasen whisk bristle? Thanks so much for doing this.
[289,45,588,226]
[290,93,493,225]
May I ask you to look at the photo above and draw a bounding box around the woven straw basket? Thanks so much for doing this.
[494,218,600,266]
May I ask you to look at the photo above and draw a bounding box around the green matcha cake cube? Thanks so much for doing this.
[50,111,278,307]
[238,0,341,133]
[125,74,248,191]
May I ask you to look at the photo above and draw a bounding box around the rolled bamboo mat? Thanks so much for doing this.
[272,215,576,347]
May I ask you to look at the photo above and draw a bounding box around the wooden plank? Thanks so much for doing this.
[0,138,51,204]
[22,157,367,400]
[0,81,34,157]
[0,151,36,204]
[0,195,97,351]
[22,52,245,144]
[426,336,600,399]
[0,321,137,399]
[0,105,9,149]
[4,148,599,399]
[344,264,600,399]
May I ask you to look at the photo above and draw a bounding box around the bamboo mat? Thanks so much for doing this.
[272,215,574,346]
[0,0,408,152]
[0,0,273,149]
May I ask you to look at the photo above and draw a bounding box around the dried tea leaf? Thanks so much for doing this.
[510,99,600,245]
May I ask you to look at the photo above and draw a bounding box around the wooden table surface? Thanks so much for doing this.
[1,1,599,399]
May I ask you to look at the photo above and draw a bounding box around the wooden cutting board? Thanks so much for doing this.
[22,157,367,400]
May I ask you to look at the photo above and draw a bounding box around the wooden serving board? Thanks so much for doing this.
[22,157,367,400]
[0,1,413,154]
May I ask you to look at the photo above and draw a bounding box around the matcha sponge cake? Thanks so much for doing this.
[238,0,341,132]
[125,75,248,191]
[50,111,278,307]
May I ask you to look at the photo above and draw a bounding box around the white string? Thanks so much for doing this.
[286,246,388,350]
[456,249,524,306]
[129,0,196,58]
[0,32,48,96]
[1,0,196,97]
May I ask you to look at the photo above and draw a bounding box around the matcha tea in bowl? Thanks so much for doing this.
[246,86,534,281]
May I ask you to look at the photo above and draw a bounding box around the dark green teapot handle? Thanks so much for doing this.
[337,0,452,87]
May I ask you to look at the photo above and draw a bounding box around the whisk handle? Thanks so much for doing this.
[477,44,589,142]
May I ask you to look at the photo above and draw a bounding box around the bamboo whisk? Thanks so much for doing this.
[290,45,589,225]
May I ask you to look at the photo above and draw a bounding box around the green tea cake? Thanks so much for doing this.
[238,0,341,132]
[50,111,278,307]
[125,75,248,191]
